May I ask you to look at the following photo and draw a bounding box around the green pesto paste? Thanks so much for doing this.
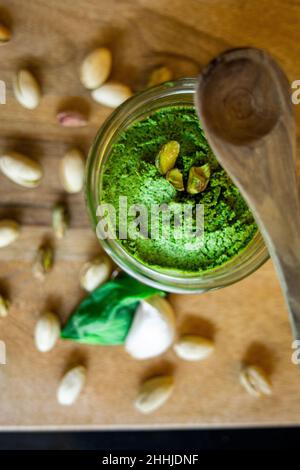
[101,106,257,274]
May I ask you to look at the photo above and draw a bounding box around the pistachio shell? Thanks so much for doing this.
[148,66,173,87]
[80,255,112,292]
[80,47,112,90]
[135,376,174,414]
[57,365,86,406]
[13,69,41,109]
[32,245,54,281]
[0,295,10,317]
[0,24,12,44]
[240,364,272,397]
[52,202,69,239]
[60,148,85,194]
[0,151,43,188]
[0,220,20,247]
[34,312,60,352]
[174,335,214,361]
[91,82,132,108]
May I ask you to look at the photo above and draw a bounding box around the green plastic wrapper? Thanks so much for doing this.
[61,273,165,345]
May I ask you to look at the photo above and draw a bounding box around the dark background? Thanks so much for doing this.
[0,428,299,450]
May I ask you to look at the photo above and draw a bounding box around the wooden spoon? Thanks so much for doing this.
[195,48,300,341]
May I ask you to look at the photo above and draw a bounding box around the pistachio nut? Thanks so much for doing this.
[32,244,54,281]
[60,148,85,194]
[80,47,112,90]
[147,66,172,87]
[0,219,20,247]
[80,255,112,292]
[52,202,69,239]
[240,364,272,397]
[0,151,43,188]
[134,376,174,414]
[34,312,60,352]
[57,365,87,406]
[91,82,132,108]
[166,168,184,191]
[187,163,211,194]
[13,69,41,109]
[0,295,10,317]
[174,335,214,361]
[155,140,180,175]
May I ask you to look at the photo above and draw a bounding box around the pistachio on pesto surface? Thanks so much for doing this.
[101,106,257,273]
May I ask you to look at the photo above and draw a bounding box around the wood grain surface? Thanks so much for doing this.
[0,0,300,429]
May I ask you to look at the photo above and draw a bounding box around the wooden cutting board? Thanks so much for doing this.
[0,0,300,429]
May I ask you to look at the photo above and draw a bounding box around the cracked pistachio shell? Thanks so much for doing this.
[0,295,10,317]
[91,82,132,108]
[34,312,61,352]
[80,255,112,292]
[13,69,41,109]
[57,365,87,406]
[135,376,174,414]
[0,219,20,247]
[147,66,173,87]
[80,47,112,90]
[60,148,85,194]
[0,24,12,44]
[174,335,214,361]
[0,151,43,188]
[240,364,272,397]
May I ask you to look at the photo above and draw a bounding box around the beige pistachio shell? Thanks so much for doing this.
[34,312,61,352]
[13,69,41,109]
[57,365,87,406]
[91,82,132,108]
[0,219,20,247]
[80,47,112,90]
[174,335,214,361]
[80,255,112,292]
[0,151,43,188]
[60,148,85,194]
[134,376,174,414]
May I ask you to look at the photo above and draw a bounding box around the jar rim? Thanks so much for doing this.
[85,78,269,293]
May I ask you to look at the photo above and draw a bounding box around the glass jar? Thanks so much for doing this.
[86,78,269,293]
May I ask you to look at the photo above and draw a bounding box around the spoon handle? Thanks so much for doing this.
[195,47,300,342]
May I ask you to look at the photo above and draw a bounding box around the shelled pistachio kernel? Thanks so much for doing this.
[0,295,10,317]
[80,255,112,292]
[0,24,12,44]
[56,111,87,128]
[147,66,173,87]
[13,69,41,109]
[187,163,211,195]
[0,151,43,188]
[166,168,184,191]
[155,140,180,175]
[134,376,174,414]
[52,203,69,239]
[0,219,20,247]
[34,312,60,352]
[80,47,112,90]
[32,244,54,280]
[174,335,214,361]
[57,365,87,406]
[60,148,85,194]
[240,364,272,397]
